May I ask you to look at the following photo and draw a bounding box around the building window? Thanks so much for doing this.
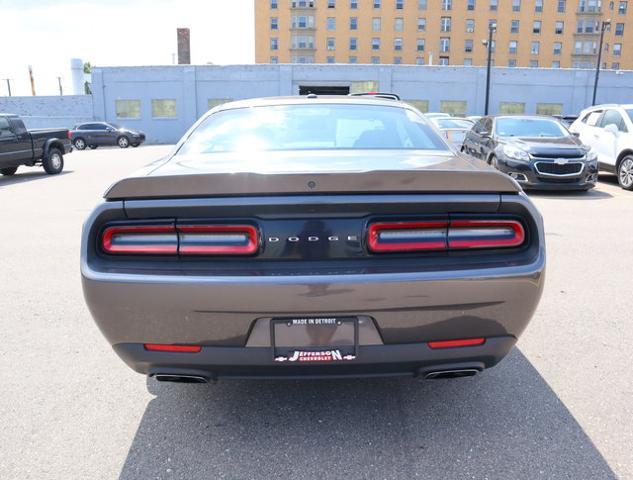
[442,0,452,10]
[115,99,141,119]
[328,0,336,8]
[417,18,426,31]
[270,56,278,63]
[327,17,336,30]
[350,0,358,8]
[371,56,381,64]
[394,56,402,64]
[440,16,451,32]
[466,19,475,32]
[406,100,429,112]
[531,41,540,54]
[349,56,358,63]
[396,0,404,9]
[512,0,521,12]
[552,60,561,68]
[612,62,620,69]
[270,37,279,50]
[464,39,473,52]
[270,17,278,30]
[418,0,427,9]
[557,0,566,12]
[349,37,357,50]
[271,0,278,8]
[509,40,518,54]
[394,38,403,50]
[467,0,476,10]
[373,18,382,31]
[395,17,404,31]
[151,99,177,118]
[537,103,563,115]
[511,20,520,33]
[292,15,314,28]
[372,37,381,50]
[327,56,335,63]
[614,43,622,56]
[553,42,562,55]
[619,1,628,14]
[350,17,358,29]
[533,21,541,34]
[555,21,564,34]
[415,56,425,64]
[464,58,473,66]
[508,59,517,67]
[439,56,450,65]
[615,23,624,35]
[291,35,314,49]
[529,60,539,67]
[417,38,425,51]
[440,37,450,52]
[490,0,498,11]
[535,0,543,12]
[440,100,467,115]
[327,37,336,50]
[499,102,525,114]
[374,0,381,8]
[580,0,601,12]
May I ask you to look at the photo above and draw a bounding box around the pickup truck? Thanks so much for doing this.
[0,113,72,176]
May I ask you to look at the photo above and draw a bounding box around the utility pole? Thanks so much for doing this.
[57,76,63,96]
[484,22,496,116]
[2,79,10,96]
[28,65,36,96]
[592,19,611,106]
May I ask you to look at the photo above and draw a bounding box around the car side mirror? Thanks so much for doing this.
[604,124,619,135]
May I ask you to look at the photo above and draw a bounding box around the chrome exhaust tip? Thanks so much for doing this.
[153,374,208,384]
[424,369,480,380]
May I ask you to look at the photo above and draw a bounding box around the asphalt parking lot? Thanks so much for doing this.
[1,146,632,480]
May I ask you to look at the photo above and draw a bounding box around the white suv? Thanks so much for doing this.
[569,104,633,190]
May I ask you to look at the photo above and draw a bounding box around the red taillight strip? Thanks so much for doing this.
[447,220,525,249]
[428,337,486,349]
[144,344,202,353]
[177,224,259,255]
[101,225,178,254]
[368,221,449,252]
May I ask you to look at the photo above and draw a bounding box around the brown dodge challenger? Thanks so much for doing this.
[81,95,545,383]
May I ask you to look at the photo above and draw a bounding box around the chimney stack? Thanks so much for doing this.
[177,28,191,64]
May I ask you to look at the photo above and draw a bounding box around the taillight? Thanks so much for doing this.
[144,344,201,353]
[100,223,259,256]
[368,221,448,252]
[67,131,72,139]
[367,218,525,253]
[101,224,178,254]
[428,337,486,349]
[178,224,259,255]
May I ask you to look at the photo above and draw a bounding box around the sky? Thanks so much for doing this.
[0,0,255,96]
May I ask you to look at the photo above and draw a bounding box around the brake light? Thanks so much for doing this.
[144,344,202,353]
[178,224,259,255]
[428,337,485,349]
[367,218,525,253]
[101,224,178,254]
[67,131,72,139]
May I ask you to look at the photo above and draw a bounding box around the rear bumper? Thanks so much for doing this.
[114,336,517,379]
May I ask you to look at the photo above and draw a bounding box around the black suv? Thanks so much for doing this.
[462,115,598,191]
[70,122,145,150]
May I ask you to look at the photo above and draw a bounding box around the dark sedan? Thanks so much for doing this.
[70,122,145,150]
[462,115,598,191]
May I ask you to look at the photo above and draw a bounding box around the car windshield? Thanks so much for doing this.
[107,123,120,129]
[495,118,567,138]
[434,118,473,129]
[178,104,449,154]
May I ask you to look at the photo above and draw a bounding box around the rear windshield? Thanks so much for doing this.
[178,104,449,154]
[495,117,568,138]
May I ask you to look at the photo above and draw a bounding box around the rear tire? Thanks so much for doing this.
[1,167,18,176]
[617,156,633,191]
[73,138,86,150]
[117,136,130,148]
[43,148,64,175]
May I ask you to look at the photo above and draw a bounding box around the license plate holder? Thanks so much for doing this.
[271,316,358,363]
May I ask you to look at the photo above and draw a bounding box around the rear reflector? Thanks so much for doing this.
[178,224,259,255]
[101,224,178,255]
[428,337,486,349]
[368,218,525,253]
[368,221,449,252]
[144,344,202,353]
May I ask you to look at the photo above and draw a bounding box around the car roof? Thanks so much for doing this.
[0,113,18,118]
[212,95,412,113]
